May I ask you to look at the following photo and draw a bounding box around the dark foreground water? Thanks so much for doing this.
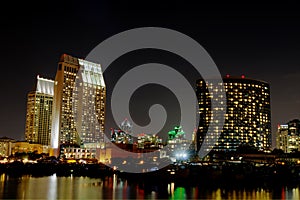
[0,173,299,200]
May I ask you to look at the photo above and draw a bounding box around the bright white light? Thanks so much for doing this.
[175,152,188,159]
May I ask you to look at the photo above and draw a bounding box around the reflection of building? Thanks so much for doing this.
[276,119,300,153]
[25,75,54,145]
[197,76,271,152]
[50,54,106,156]
[0,137,16,157]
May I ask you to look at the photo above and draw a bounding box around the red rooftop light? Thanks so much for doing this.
[226,74,230,78]
[241,75,245,79]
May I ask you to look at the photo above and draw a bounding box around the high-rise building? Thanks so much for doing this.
[51,54,106,156]
[197,75,271,152]
[276,119,300,153]
[25,75,54,145]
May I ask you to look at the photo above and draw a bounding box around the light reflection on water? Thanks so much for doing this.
[0,173,299,199]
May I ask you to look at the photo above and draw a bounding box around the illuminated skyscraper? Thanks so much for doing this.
[197,75,271,152]
[51,54,106,155]
[25,75,54,145]
[276,119,300,153]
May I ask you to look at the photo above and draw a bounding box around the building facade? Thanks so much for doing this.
[276,119,300,153]
[166,126,193,162]
[0,137,16,157]
[197,75,271,152]
[13,141,49,154]
[25,75,54,145]
[62,146,111,163]
[51,54,106,156]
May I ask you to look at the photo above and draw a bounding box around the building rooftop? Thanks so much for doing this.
[59,54,79,65]
[36,75,54,96]
[0,136,16,141]
[197,74,269,85]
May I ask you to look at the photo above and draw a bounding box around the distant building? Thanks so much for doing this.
[120,118,133,135]
[0,137,16,157]
[110,128,163,153]
[165,126,192,162]
[110,118,163,153]
[136,133,163,150]
[110,128,133,144]
[50,54,106,156]
[276,119,300,153]
[25,75,54,145]
[197,75,271,152]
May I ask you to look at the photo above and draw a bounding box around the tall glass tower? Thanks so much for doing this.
[51,54,106,156]
[196,75,271,152]
[25,75,54,145]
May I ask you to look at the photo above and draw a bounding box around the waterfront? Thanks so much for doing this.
[0,173,299,200]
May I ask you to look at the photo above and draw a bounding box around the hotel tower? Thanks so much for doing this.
[25,75,54,145]
[51,54,106,156]
[196,75,271,152]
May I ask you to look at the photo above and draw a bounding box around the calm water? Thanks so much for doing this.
[0,173,299,199]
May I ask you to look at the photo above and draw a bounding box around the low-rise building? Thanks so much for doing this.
[12,141,49,154]
[61,143,111,164]
[165,126,193,162]
[0,136,16,157]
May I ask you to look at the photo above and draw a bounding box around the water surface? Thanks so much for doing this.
[0,173,299,199]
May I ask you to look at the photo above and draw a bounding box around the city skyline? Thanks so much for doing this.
[4,54,292,150]
[1,1,300,149]
[1,3,300,199]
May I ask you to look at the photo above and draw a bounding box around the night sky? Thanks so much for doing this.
[1,1,300,148]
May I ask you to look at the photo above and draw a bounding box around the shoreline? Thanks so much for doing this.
[1,161,300,186]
